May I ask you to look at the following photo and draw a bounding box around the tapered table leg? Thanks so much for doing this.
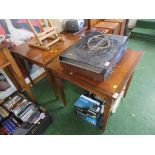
[46,69,59,99]
[123,73,134,98]
[103,96,113,131]
[55,76,67,107]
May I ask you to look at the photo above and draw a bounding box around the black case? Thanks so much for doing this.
[59,31,128,81]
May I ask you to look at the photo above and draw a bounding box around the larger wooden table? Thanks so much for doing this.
[47,49,143,130]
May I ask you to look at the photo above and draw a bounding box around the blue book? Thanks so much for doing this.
[7,119,16,130]
[75,95,100,109]
[2,121,13,134]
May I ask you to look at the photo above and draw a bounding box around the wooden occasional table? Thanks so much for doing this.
[12,34,80,103]
[0,43,34,100]
[47,49,143,130]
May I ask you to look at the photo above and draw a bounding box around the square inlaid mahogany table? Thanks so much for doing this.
[47,49,143,130]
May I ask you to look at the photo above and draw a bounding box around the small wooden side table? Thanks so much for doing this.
[0,42,34,100]
[11,34,80,104]
[47,49,143,130]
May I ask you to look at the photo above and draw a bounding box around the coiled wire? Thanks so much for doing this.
[87,33,110,50]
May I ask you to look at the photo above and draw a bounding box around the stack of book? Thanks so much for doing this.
[74,94,106,128]
[1,118,18,135]
[3,95,45,124]
[0,94,48,135]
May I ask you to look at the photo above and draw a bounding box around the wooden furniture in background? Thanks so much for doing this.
[27,19,62,50]
[88,19,127,35]
[104,19,126,35]
[94,22,120,34]
[47,49,143,130]
[88,19,100,28]
[0,43,34,100]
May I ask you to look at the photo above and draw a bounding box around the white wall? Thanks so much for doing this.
[128,19,137,28]
[51,19,66,32]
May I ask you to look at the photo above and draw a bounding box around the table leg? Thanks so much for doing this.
[25,87,35,101]
[123,73,134,98]
[102,96,113,131]
[46,69,59,99]
[55,76,67,107]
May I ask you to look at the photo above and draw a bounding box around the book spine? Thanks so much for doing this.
[2,121,12,134]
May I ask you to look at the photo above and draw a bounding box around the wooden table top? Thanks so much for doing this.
[12,34,80,67]
[47,49,143,98]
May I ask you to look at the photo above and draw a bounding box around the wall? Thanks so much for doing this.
[128,19,137,28]
[51,19,66,32]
